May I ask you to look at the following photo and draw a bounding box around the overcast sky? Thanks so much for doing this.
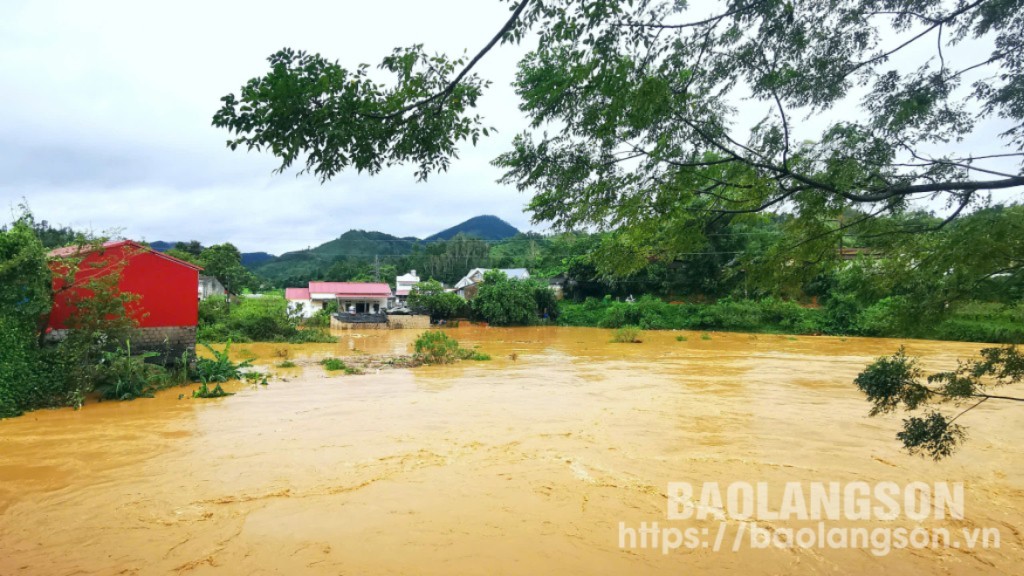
[2,1,1020,255]
[1,0,538,254]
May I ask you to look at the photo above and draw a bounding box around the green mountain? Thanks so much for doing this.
[423,215,520,243]
[251,230,417,283]
[247,216,523,284]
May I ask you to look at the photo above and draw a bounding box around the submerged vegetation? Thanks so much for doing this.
[194,341,251,383]
[319,357,364,375]
[611,326,642,344]
[95,341,188,401]
[413,331,491,365]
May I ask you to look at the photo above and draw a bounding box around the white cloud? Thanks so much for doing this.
[0,0,535,254]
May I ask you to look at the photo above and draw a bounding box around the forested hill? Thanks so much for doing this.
[423,215,520,243]
[246,216,521,284]
[251,230,417,283]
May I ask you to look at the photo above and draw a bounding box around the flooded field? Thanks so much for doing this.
[1,326,1021,574]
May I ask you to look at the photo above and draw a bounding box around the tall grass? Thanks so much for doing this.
[611,326,643,343]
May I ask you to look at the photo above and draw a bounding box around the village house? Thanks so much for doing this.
[453,268,530,299]
[198,275,225,300]
[394,270,420,304]
[285,281,393,318]
[47,240,202,360]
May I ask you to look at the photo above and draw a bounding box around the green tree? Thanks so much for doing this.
[472,270,539,326]
[200,243,256,296]
[215,0,1022,262]
[0,215,53,417]
[407,279,468,320]
[174,240,205,257]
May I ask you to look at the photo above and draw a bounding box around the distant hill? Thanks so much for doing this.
[240,252,275,267]
[305,230,417,259]
[423,215,520,243]
[170,215,523,283]
[149,241,177,252]
[251,230,417,282]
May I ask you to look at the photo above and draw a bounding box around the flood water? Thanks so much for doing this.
[1,327,1021,574]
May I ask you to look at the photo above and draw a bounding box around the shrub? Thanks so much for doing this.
[857,297,908,337]
[413,331,462,364]
[194,341,251,383]
[289,327,337,343]
[458,348,491,361]
[277,360,297,368]
[412,331,491,364]
[193,382,232,398]
[612,325,643,343]
[94,341,171,400]
[228,297,297,341]
[676,335,688,342]
[198,295,337,343]
[198,296,230,326]
[319,357,347,371]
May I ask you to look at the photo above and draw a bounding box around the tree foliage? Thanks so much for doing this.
[217,0,1023,274]
[855,345,1024,459]
[199,243,257,295]
[407,279,469,319]
[471,269,542,325]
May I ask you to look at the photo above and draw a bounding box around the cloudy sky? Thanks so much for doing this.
[3,1,1020,255]
[1,0,537,254]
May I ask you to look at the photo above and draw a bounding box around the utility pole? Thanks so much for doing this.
[373,254,381,282]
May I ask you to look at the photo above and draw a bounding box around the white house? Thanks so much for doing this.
[198,275,225,300]
[394,270,420,303]
[453,268,530,298]
[285,281,393,318]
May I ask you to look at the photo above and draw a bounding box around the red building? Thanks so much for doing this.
[47,240,202,358]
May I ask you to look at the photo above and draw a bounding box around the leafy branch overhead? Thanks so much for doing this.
[215,0,1022,262]
[855,345,1024,459]
[210,0,534,182]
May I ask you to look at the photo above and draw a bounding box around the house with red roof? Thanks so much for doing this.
[47,240,202,359]
[285,281,393,318]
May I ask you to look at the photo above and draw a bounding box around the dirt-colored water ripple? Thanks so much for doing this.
[1,327,1020,574]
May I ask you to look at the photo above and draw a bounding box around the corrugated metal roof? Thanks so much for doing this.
[308,282,392,297]
[48,240,202,270]
[284,287,310,300]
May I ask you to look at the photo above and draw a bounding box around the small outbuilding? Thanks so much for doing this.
[453,268,530,298]
[47,240,202,359]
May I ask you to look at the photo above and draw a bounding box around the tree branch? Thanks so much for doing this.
[365,0,531,120]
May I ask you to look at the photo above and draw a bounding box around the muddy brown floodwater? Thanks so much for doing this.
[1,327,1021,574]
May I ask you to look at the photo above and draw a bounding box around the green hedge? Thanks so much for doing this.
[559,296,1024,343]
[558,295,824,334]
